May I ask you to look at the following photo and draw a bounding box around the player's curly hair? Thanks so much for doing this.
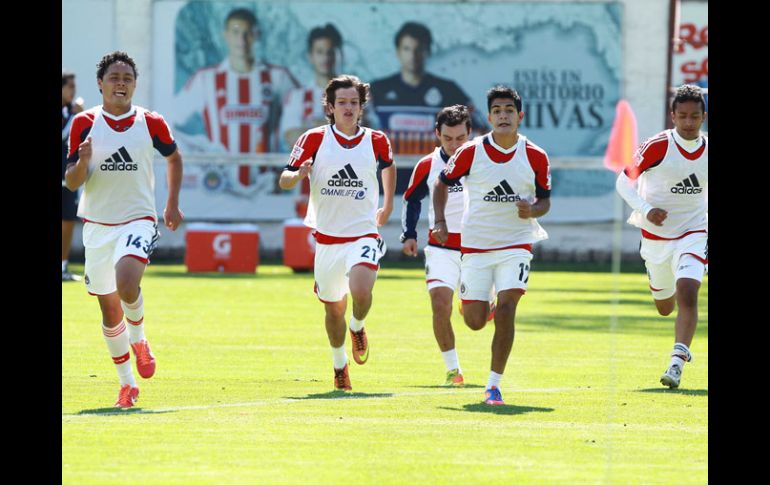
[322,75,369,124]
[435,105,471,132]
[671,84,706,113]
[486,85,522,113]
[308,24,342,52]
[96,51,138,80]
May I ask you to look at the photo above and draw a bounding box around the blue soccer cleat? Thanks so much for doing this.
[484,386,505,405]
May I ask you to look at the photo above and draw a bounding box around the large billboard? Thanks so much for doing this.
[151,1,623,222]
[153,1,622,157]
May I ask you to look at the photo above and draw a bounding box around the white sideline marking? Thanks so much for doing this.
[62,386,588,419]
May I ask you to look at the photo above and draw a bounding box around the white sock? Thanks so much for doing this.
[102,322,136,387]
[331,344,348,369]
[487,371,503,390]
[62,260,68,272]
[441,349,461,373]
[670,342,692,368]
[349,316,365,332]
[122,291,145,344]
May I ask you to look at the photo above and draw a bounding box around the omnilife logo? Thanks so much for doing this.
[328,164,364,187]
[484,180,521,202]
[670,174,703,194]
[101,147,138,171]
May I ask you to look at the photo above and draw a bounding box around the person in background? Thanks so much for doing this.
[62,70,84,281]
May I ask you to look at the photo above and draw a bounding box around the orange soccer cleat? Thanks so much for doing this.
[349,328,369,365]
[444,369,465,386]
[334,364,352,391]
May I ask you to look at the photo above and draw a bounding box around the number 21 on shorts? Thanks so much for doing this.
[360,245,377,262]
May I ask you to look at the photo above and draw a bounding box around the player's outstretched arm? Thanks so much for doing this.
[163,149,184,231]
[279,160,312,190]
[376,163,396,227]
[64,136,92,191]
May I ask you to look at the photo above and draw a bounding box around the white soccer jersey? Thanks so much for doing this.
[304,126,380,237]
[459,135,548,250]
[174,59,298,153]
[279,85,326,138]
[628,130,708,238]
[77,106,157,224]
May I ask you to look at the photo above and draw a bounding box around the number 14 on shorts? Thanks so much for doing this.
[126,234,151,254]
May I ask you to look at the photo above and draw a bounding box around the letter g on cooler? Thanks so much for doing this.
[213,234,232,257]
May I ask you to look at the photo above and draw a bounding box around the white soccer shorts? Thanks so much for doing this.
[313,236,386,303]
[424,245,461,292]
[640,231,708,300]
[459,248,533,302]
[83,219,159,295]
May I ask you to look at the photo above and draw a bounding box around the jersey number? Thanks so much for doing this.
[518,263,530,283]
[126,234,151,254]
[361,246,377,262]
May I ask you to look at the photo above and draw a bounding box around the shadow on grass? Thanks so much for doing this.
[71,407,176,416]
[285,391,394,400]
[438,403,554,416]
[408,384,485,389]
[636,388,708,396]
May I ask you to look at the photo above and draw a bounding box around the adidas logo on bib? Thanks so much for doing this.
[670,174,703,194]
[328,164,364,187]
[484,180,521,202]
[100,147,138,172]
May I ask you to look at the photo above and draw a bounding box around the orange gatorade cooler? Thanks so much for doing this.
[185,223,260,273]
[283,218,315,271]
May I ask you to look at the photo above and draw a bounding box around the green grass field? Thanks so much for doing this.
[62,263,707,484]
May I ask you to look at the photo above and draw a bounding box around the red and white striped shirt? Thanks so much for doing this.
[280,85,327,139]
[174,59,298,153]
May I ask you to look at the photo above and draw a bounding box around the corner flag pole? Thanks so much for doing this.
[602,99,638,481]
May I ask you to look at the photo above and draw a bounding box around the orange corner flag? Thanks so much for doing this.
[603,100,638,173]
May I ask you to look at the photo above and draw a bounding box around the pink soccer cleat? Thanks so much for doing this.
[130,339,156,379]
[114,384,140,409]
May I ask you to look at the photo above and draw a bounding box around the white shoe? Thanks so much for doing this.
[660,364,682,388]
[62,271,81,282]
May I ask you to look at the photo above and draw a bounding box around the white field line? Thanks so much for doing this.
[62,386,588,418]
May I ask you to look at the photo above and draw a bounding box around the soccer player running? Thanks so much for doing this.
[615,84,708,389]
[400,104,494,386]
[433,86,551,405]
[279,75,396,391]
[64,52,184,408]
